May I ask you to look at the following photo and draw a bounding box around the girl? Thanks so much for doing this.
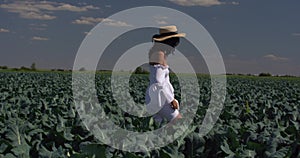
[145,25,185,123]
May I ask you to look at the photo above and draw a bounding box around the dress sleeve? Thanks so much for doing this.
[154,67,165,84]
[163,73,175,104]
[152,65,174,104]
[163,86,175,104]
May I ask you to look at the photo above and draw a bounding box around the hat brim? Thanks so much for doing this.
[153,33,186,42]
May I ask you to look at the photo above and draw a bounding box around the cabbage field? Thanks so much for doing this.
[0,71,299,157]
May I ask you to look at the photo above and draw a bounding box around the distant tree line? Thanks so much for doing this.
[0,63,37,71]
[134,66,149,74]
[0,66,8,69]
[0,63,71,72]
[0,64,297,77]
[258,72,272,77]
[226,72,296,77]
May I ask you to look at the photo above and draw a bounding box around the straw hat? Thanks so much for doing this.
[152,25,186,42]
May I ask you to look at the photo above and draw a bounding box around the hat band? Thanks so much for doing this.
[152,32,178,40]
[159,32,178,37]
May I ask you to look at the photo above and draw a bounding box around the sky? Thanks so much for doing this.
[0,0,299,76]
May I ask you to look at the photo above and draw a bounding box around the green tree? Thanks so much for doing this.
[259,72,272,77]
[134,67,143,74]
[20,66,30,71]
[134,66,149,74]
[31,62,36,70]
[79,67,86,71]
[0,66,8,69]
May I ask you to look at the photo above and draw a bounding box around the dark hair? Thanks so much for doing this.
[152,36,180,48]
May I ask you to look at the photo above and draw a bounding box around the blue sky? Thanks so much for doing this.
[0,0,299,76]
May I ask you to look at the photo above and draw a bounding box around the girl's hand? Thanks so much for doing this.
[171,99,179,109]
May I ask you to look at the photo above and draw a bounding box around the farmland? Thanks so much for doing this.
[0,71,299,157]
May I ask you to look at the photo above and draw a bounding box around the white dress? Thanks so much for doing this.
[145,64,179,122]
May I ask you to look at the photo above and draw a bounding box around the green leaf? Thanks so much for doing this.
[80,143,106,158]
[6,124,22,146]
[4,153,16,158]
[63,128,74,141]
[241,149,256,158]
[11,143,31,156]
[246,141,265,151]
[28,128,44,136]
[0,142,9,153]
[39,145,53,157]
[221,140,235,158]
[124,152,140,158]
[269,147,289,158]
[160,146,184,158]
[184,132,205,157]
[245,101,251,114]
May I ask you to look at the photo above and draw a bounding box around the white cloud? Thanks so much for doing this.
[72,17,102,25]
[0,28,10,33]
[291,33,300,36]
[84,32,92,35]
[103,19,132,27]
[29,23,48,31]
[263,54,288,61]
[30,27,46,31]
[153,15,169,25]
[156,20,168,25]
[168,0,224,7]
[0,1,99,20]
[32,36,49,41]
[56,4,98,12]
[72,17,132,27]
[20,11,56,20]
[30,23,48,27]
[168,0,239,7]
[77,2,88,6]
[231,1,239,5]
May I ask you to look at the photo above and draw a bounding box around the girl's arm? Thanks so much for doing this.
[154,66,175,104]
